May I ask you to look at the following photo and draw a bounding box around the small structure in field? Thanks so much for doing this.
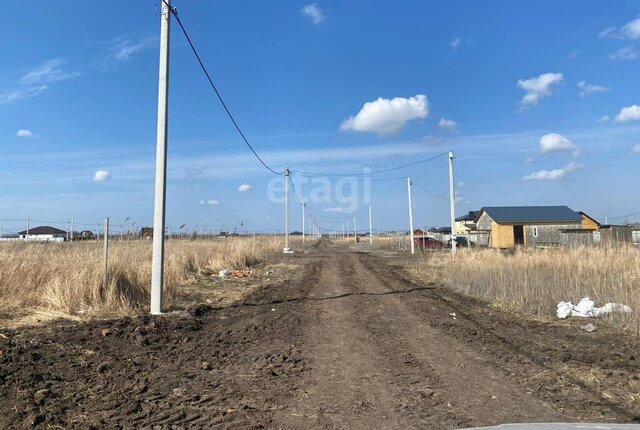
[476,206,584,249]
[140,227,153,240]
[79,230,95,240]
[17,226,67,242]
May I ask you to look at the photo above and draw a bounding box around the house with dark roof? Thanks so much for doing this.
[17,226,67,242]
[475,206,584,248]
[455,210,480,235]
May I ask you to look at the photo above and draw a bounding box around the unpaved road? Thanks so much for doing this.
[1,241,639,429]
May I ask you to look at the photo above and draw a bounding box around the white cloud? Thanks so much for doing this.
[110,36,153,62]
[449,37,461,50]
[422,135,444,145]
[301,3,324,25]
[0,86,47,104]
[600,18,640,40]
[93,170,111,182]
[200,199,219,206]
[0,58,79,105]
[539,133,578,155]
[522,162,581,181]
[577,81,610,98]
[340,95,429,135]
[610,46,637,61]
[16,129,36,138]
[631,144,640,154]
[238,184,253,192]
[437,118,457,132]
[615,105,640,123]
[598,115,611,123]
[599,26,617,38]
[517,73,564,108]
[19,58,80,86]
[621,18,640,39]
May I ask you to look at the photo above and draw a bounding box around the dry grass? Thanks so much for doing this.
[414,246,640,331]
[0,237,284,322]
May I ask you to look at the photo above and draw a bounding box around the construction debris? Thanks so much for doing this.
[581,323,596,332]
[557,297,632,319]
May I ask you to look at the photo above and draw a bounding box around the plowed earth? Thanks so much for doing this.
[1,241,639,429]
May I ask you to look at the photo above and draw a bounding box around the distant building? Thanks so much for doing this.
[79,230,96,240]
[455,211,479,235]
[17,226,67,242]
[413,228,428,237]
[476,206,583,249]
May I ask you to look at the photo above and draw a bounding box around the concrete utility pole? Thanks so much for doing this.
[26,218,30,242]
[103,217,109,292]
[150,0,171,315]
[407,177,415,255]
[448,151,457,254]
[353,216,357,243]
[369,205,373,245]
[71,217,74,242]
[302,203,306,245]
[283,166,292,253]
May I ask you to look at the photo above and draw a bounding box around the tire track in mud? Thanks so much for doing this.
[358,251,640,424]
[1,242,638,429]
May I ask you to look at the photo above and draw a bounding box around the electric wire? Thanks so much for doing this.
[161,0,284,175]
[291,152,448,177]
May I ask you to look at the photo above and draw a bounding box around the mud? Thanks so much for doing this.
[1,241,638,429]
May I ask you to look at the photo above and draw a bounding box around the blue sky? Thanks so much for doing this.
[1,1,640,234]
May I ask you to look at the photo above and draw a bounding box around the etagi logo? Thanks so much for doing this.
[267,169,371,214]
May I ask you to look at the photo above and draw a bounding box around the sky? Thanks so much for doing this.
[1,1,640,234]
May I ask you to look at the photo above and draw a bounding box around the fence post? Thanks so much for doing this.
[103,217,109,292]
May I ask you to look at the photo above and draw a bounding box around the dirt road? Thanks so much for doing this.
[1,241,639,429]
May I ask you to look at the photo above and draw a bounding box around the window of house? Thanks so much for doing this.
[533,226,538,238]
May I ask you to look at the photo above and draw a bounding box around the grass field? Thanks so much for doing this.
[414,246,639,332]
[0,237,286,323]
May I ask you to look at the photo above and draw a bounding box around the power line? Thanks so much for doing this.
[291,152,448,177]
[305,204,369,221]
[162,1,284,175]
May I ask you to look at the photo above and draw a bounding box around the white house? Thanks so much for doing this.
[17,226,67,242]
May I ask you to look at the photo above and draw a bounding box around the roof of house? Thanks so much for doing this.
[480,206,582,223]
[17,226,67,235]
[455,211,479,222]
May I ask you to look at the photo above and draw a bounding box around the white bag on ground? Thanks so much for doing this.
[556,297,631,319]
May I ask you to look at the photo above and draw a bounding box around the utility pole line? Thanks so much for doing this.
[369,205,373,245]
[103,217,109,292]
[71,216,74,242]
[353,216,357,243]
[283,166,292,253]
[302,203,306,246]
[407,176,415,255]
[150,0,171,315]
[448,151,457,254]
